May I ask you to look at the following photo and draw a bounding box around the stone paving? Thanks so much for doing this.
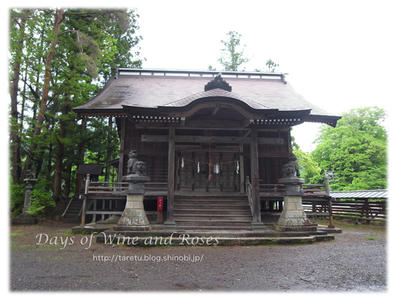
[10,221,386,291]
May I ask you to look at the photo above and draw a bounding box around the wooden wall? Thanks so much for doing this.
[119,118,290,187]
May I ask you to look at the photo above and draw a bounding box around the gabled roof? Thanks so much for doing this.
[74,69,340,126]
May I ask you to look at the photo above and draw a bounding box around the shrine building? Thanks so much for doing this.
[73,68,340,230]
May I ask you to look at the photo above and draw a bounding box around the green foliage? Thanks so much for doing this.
[311,107,387,191]
[265,59,279,73]
[28,178,55,217]
[218,31,248,71]
[9,8,143,216]
[292,144,324,184]
[10,183,25,216]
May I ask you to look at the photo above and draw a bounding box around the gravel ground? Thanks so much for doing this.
[10,220,386,291]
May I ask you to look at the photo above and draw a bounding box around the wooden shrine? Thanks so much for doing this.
[73,69,340,230]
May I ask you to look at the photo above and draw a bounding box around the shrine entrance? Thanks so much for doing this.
[175,144,244,193]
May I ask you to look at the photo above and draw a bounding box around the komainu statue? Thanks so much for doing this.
[127,150,138,175]
[281,153,300,178]
[127,150,147,176]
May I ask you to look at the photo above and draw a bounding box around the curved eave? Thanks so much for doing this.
[304,114,341,127]
[157,96,279,115]
[73,108,127,117]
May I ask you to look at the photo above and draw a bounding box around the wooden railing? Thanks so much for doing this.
[87,181,129,194]
[330,199,386,222]
[246,176,254,217]
[86,181,168,195]
[259,183,285,195]
[81,180,168,225]
[303,184,330,197]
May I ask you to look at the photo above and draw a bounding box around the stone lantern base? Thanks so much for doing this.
[11,213,38,225]
[274,176,317,232]
[113,174,150,231]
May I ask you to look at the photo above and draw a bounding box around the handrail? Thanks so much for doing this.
[246,176,254,217]
[61,197,74,217]
[86,181,168,194]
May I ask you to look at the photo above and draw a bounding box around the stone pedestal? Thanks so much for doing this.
[114,174,150,231]
[275,176,317,232]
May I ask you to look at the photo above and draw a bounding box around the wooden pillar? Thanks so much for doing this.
[239,144,245,193]
[118,118,126,181]
[250,128,262,225]
[165,127,176,226]
[81,173,90,225]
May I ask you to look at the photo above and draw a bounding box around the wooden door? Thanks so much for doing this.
[176,146,241,192]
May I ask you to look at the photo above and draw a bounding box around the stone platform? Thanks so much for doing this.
[72,223,340,246]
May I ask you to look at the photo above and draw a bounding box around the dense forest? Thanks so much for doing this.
[9,9,143,217]
[9,11,387,219]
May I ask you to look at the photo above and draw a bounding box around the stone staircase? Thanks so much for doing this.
[61,197,82,222]
[174,194,253,230]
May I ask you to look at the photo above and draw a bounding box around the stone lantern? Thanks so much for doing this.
[12,170,38,225]
[275,154,317,232]
[114,150,150,231]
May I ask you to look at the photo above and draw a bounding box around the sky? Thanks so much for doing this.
[2,0,399,151]
[126,0,399,152]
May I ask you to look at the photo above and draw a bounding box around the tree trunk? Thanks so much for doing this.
[74,118,87,197]
[22,8,64,179]
[104,117,113,182]
[10,11,27,184]
[64,160,73,199]
[53,95,71,211]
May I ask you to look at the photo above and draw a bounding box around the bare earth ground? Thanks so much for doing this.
[10,220,386,291]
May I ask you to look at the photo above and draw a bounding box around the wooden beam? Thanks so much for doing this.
[250,128,262,224]
[118,118,126,181]
[239,144,245,193]
[134,125,289,132]
[165,127,176,226]
[141,134,284,145]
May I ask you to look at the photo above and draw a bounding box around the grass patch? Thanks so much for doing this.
[10,242,31,249]
[10,232,24,237]
[57,229,74,236]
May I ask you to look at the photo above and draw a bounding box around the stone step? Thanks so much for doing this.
[174,209,251,215]
[176,197,248,201]
[175,219,252,226]
[67,206,81,211]
[95,233,327,246]
[174,202,249,208]
[92,229,332,238]
[175,198,249,203]
[174,214,252,221]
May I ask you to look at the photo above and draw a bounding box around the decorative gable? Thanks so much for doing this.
[204,73,232,92]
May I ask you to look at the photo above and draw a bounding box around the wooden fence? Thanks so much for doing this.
[80,180,386,225]
[303,198,386,222]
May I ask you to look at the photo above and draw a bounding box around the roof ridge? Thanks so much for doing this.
[117,68,286,82]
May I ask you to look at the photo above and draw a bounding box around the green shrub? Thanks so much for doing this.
[27,178,55,217]
[10,183,25,216]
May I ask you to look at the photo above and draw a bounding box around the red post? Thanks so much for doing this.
[157,197,164,223]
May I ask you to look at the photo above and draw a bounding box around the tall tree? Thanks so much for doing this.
[311,107,387,191]
[265,59,279,73]
[22,8,64,180]
[9,8,143,216]
[292,142,323,184]
[218,31,248,71]
[9,9,30,184]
